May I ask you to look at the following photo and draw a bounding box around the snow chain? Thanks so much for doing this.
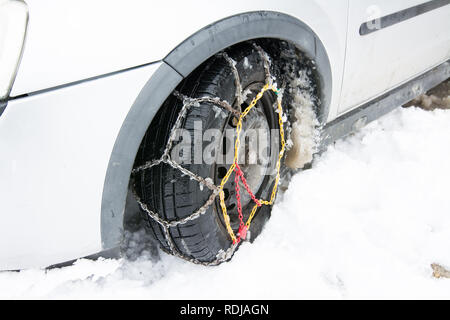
[132,44,285,266]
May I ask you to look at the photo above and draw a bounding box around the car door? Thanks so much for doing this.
[339,0,450,114]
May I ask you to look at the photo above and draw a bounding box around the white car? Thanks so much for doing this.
[0,0,449,270]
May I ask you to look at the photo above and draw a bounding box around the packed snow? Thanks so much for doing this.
[284,68,320,170]
[1,105,450,299]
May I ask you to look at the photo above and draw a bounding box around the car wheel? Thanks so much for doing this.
[132,41,316,265]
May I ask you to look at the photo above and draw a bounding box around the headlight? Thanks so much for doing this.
[0,0,28,101]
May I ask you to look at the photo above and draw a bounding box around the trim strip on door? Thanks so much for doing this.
[360,0,450,36]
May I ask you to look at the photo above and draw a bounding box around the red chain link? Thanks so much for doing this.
[233,163,262,244]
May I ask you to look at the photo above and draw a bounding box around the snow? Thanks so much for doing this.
[1,106,450,299]
[243,57,252,70]
[280,45,320,170]
[284,74,320,170]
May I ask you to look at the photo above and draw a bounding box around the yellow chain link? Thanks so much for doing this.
[219,84,286,243]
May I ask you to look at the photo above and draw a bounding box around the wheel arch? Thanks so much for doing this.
[100,10,332,250]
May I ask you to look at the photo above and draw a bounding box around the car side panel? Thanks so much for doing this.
[339,0,450,113]
[12,0,347,122]
[0,62,160,270]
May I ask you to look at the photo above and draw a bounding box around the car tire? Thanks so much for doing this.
[132,41,314,264]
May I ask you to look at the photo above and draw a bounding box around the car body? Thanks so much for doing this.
[0,0,449,270]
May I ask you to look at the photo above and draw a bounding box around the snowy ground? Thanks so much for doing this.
[1,104,450,299]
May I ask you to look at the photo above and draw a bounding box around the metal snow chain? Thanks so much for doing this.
[131,44,284,266]
[218,83,285,244]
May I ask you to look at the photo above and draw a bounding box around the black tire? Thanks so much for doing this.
[133,42,298,263]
